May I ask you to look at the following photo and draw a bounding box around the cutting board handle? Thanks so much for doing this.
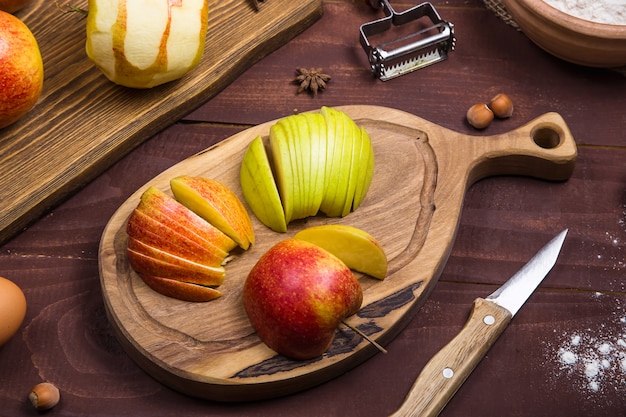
[465,112,577,185]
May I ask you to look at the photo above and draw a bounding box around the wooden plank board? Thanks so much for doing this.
[0,0,323,245]
[98,105,578,401]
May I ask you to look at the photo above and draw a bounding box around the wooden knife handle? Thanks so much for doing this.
[389,298,513,417]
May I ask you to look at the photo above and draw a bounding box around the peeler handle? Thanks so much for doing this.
[367,0,393,15]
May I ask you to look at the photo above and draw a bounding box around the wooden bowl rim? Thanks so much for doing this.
[507,0,626,39]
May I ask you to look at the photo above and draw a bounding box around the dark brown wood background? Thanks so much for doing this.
[1,1,625,416]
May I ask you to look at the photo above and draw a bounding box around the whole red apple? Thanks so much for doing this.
[0,0,32,13]
[0,10,43,129]
[243,238,363,360]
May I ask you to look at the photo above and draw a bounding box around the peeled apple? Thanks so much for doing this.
[86,0,209,88]
[240,107,375,232]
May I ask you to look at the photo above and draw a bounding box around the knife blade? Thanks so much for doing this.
[389,229,568,417]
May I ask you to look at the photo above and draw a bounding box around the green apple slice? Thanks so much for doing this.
[294,114,313,218]
[240,136,287,233]
[353,127,375,210]
[294,224,388,280]
[326,109,355,217]
[340,114,362,217]
[270,122,296,224]
[319,106,345,216]
[305,112,327,217]
[281,116,306,222]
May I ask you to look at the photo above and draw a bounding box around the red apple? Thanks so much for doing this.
[0,11,43,129]
[243,238,363,360]
[0,0,32,14]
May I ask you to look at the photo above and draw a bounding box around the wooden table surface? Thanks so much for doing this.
[1,1,625,416]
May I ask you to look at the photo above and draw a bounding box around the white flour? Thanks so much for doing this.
[543,0,626,25]
[548,294,626,394]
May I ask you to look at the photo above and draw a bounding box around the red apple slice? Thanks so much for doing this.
[170,176,255,250]
[127,209,226,266]
[126,247,225,287]
[139,274,222,302]
[137,187,237,253]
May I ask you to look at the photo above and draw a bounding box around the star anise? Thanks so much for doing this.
[294,68,331,96]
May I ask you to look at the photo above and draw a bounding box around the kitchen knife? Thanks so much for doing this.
[390,229,568,417]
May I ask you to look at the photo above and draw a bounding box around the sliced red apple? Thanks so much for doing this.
[137,187,237,253]
[170,176,255,250]
[126,247,225,287]
[140,275,222,302]
[127,209,226,266]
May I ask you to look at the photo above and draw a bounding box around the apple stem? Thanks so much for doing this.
[55,0,88,16]
[342,320,388,354]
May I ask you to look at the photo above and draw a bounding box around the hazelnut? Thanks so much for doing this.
[488,93,514,118]
[466,103,494,129]
[28,382,60,411]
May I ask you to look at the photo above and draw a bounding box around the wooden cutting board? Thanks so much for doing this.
[0,0,322,245]
[99,105,577,401]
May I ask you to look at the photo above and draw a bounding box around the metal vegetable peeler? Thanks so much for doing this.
[360,1,456,81]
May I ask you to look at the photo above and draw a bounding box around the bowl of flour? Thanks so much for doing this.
[498,0,626,67]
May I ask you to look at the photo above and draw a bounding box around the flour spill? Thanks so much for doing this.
[548,295,626,395]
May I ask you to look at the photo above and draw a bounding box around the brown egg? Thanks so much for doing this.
[0,276,27,346]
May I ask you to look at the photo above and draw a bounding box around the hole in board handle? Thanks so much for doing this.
[532,125,563,149]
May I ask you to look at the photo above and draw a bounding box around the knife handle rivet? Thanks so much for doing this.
[442,367,454,379]
[483,315,495,325]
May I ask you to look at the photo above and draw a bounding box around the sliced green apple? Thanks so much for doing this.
[240,136,287,233]
[294,224,388,280]
[319,106,345,216]
[305,112,327,217]
[353,127,375,211]
[281,116,306,222]
[170,176,255,250]
[293,114,312,218]
[240,107,375,231]
[270,123,296,224]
